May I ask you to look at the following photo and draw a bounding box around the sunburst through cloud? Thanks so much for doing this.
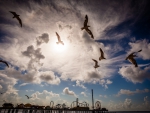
[0,0,150,112]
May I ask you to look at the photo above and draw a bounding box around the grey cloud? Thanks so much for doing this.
[87,71,103,79]
[22,45,45,70]
[116,89,150,96]
[22,45,45,60]
[36,33,49,46]
[39,71,61,85]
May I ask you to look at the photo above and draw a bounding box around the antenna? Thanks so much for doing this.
[91,89,94,110]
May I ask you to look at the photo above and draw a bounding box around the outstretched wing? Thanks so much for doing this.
[128,57,138,67]
[125,52,135,60]
[25,95,29,98]
[92,59,98,65]
[84,15,88,27]
[9,11,16,15]
[16,17,22,27]
[100,48,104,56]
[86,29,94,39]
[0,60,9,67]
[56,32,61,41]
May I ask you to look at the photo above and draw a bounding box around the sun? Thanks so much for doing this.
[53,43,67,52]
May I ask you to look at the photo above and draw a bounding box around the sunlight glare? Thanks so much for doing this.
[54,43,67,52]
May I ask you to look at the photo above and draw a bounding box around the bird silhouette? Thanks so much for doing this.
[56,32,64,45]
[81,15,94,39]
[9,11,22,27]
[92,59,100,69]
[99,48,106,61]
[25,95,32,99]
[125,49,142,67]
[0,60,9,67]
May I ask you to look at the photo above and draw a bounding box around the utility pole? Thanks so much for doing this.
[92,89,94,110]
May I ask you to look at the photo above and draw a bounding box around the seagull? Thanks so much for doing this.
[125,49,142,67]
[92,59,100,69]
[9,11,22,27]
[0,60,9,67]
[25,95,32,99]
[81,15,94,39]
[99,48,106,61]
[56,32,64,45]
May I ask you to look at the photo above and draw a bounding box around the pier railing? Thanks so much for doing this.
[0,108,116,113]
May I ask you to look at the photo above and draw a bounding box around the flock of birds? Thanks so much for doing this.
[0,11,142,69]
[0,11,142,97]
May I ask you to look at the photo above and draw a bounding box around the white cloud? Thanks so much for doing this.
[20,83,30,87]
[31,90,59,100]
[119,66,150,83]
[81,92,87,97]
[99,95,107,98]
[99,79,113,89]
[128,39,150,60]
[76,80,86,89]
[123,98,132,109]
[116,89,149,96]
[0,73,20,106]
[63,87,77,97]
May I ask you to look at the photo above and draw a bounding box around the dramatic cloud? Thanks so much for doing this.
[119,66,150,83]
[116,89,149,96]
[36,33,49,46]
[63,87,77,97]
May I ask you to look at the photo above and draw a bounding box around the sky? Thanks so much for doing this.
[0,0,150,111]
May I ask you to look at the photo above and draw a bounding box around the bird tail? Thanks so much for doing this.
[81,27,84,30]
[56,42,59,44]
[138,49,142,52]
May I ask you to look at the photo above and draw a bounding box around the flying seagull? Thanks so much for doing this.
[125,49,142,67]
[81,15,94,39]
[99,48,106,61]
[0,60,9,67]
[9,11,22,27]
[25,95,32,99]
[56,32,64,45]
[92,59,100,69]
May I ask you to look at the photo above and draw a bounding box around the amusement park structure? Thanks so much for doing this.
[0,89,108,111]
